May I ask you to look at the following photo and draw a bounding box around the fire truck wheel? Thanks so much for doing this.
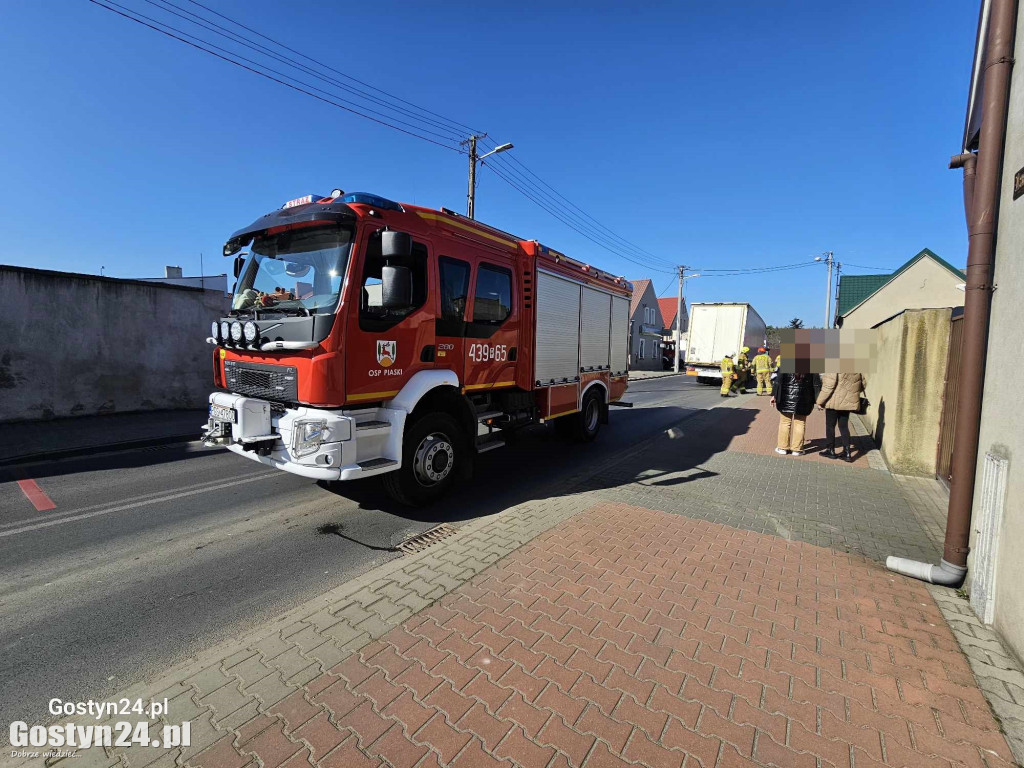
[383,412,464,506]
[576,389,603,442]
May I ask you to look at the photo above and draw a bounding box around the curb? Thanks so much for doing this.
[627,371,686,381]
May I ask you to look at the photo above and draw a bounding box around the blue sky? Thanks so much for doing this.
[1,1,975,325]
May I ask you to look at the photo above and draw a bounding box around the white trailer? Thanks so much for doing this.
[684,303,767,384]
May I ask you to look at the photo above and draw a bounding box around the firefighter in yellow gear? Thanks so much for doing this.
[774,353,781,371]
[720,354,736,396]
[734,346,750,393]
[752,347,773,395]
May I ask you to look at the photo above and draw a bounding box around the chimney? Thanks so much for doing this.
[165,266,183,279]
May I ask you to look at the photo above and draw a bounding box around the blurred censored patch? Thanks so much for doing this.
[777,328,876,374]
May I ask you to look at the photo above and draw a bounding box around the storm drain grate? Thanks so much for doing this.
[397,524,458,554]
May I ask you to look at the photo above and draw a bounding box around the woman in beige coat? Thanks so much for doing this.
[816,372,865,461]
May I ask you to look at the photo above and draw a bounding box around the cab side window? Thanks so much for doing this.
[436,257,470,336]
[358,236,428,331]
[472,264,512,325]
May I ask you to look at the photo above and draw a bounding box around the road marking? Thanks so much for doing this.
[16,480,56,512]
[0,468,272,531]
[0,472,281,539]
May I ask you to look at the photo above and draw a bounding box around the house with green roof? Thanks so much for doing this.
[835,249,966,329]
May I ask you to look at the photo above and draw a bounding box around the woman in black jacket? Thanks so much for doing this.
[771,372,818,455]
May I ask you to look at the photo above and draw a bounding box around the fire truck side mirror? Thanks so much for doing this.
[381,265,413,309]
[381,230,412,259]
[233,255,245,278]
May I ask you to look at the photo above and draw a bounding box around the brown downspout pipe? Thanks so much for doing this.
[946,0,1016,566]
[887,0,1016,586]
[950,152,978,232]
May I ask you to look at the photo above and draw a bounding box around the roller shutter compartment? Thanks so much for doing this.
[535,272,581,384]
[580,287,612,372]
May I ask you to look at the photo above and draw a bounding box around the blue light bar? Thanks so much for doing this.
[339,192,404,212]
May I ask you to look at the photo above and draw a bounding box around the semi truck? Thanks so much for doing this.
[202,190,632,505]
[684,302,767,385]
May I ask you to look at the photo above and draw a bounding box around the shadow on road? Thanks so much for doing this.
[0,441,218,483]
[317,404,760,533]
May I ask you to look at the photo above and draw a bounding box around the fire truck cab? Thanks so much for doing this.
[203,190,631,505]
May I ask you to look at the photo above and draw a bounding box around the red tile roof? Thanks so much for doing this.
[658,298,678,329]
[629,279,652,317]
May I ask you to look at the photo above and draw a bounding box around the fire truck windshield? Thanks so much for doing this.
[232,225,353,315]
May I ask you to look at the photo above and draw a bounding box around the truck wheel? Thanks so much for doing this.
[572,389,603,442]
[382,412,464,506]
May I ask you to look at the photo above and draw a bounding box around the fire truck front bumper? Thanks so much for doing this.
[202,392,355,481]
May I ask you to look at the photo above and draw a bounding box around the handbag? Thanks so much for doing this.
[857,396,869,416]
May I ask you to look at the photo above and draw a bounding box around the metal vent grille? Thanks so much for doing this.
[970,452,1009,625]
[224,361,298,402]
[397,524,458,554]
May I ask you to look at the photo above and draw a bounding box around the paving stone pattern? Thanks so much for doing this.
[186,503,1014,768]
[27,396,1021,768]
[893,474,1024,765]
[578,405,939,565]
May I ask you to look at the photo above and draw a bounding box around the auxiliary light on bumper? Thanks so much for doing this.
[292,419,329,458]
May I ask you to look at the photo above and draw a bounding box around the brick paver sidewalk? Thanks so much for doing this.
[26,395,1021,768]
[194,503,1013,768]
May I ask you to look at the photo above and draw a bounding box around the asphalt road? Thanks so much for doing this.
[0,375,725,725]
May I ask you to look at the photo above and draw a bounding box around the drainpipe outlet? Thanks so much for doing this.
[885,556,968,587]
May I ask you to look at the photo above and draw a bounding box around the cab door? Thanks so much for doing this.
[345,233,434,404]
[434,255,471,381]
[463,258,519,393]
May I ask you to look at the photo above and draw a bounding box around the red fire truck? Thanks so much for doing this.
[203,190,631,505]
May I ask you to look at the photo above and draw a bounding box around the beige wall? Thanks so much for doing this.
[842,259,964,329]
[968,8,1024,664]
[861,308,952,476]
[1,266,228,421]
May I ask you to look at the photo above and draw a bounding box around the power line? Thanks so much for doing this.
[842,262,893,271]
[86,0,671,274]
[482,142,675,268]
[86,0,466,152]
[143,0,471,142]
[483,162,674,274]
[481,154,672,272]
[694,261,822,276]
[183,0,483,137]
[86,0,676,274]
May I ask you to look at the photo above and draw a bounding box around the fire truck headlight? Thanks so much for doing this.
[230,321,243,343]
[243,321,258,344]
[292,419,329,458]
[211,321,220,341]
[220,321,231,342]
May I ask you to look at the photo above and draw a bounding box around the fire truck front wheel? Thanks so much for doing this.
[383,412,465,506]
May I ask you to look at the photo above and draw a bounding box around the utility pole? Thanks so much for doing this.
[674,265,685,373]
[462,134,513,220]
[465,134,481,219]
[823,251,834,327]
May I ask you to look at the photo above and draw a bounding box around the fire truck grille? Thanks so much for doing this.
[224,361,298,402]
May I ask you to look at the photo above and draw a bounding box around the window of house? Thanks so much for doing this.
[472,264,512,325]
[639,339,646,358]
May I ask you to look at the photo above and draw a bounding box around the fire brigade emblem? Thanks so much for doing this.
[376,340,397,368]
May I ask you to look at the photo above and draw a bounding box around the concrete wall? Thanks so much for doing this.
[968,8,1024,664]
[861,308,952,476]
[0,265,228,422]
[842,258,965,329]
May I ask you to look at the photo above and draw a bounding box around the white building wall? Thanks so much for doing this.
[969,8,1024,664]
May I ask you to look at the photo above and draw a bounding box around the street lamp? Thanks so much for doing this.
[464,134,514,219]
[815,252,835,327]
